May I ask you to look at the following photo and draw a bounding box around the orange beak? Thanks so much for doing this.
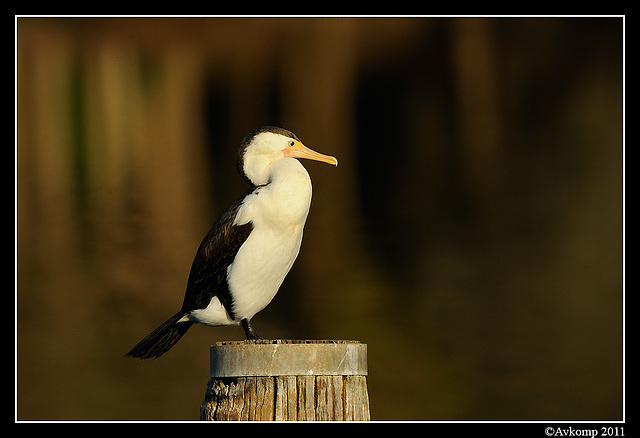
[283,140,338,166]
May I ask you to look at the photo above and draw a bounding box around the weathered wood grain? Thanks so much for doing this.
[201,340,370,421]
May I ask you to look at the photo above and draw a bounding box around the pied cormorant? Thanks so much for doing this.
[125,126,338,359]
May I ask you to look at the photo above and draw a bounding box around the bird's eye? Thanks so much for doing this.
[289,140,295,147]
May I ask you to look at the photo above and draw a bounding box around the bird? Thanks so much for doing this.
[125,126,338,359]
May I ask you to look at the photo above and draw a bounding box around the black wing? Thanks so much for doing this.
[179,192,255,319]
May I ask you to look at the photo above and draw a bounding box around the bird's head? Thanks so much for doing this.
[237,126,338,186]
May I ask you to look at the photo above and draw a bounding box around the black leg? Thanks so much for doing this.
[241,318,263,340]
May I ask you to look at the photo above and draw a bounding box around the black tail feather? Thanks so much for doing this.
[125,313,193,359]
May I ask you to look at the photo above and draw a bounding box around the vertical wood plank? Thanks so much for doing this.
[330,376,344,420]
[297,375,316,421]
[315,376,331,420]
[256,376,275,421]
[241,376,256,420]
[274,375,298,421]
[274,376,286,420]
[315,376,344,420]
[286,375,298,420]
[226,378,245,421]
[343,376,370,421]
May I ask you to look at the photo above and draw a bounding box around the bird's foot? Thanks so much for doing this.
[241,318,264,340]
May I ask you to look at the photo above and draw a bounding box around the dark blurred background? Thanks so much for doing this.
[16,17,623,421]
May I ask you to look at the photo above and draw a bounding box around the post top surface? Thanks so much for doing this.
[213,339,362,346]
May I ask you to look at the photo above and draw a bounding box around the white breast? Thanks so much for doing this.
[226,222,304,321]
[191,158,314,326]
[229,158,313,321]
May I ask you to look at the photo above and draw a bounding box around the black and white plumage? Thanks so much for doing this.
[126,126,338,359]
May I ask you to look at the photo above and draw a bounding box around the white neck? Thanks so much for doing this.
[235,158,313,229]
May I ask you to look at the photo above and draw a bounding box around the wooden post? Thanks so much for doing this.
[200,340,370,421]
